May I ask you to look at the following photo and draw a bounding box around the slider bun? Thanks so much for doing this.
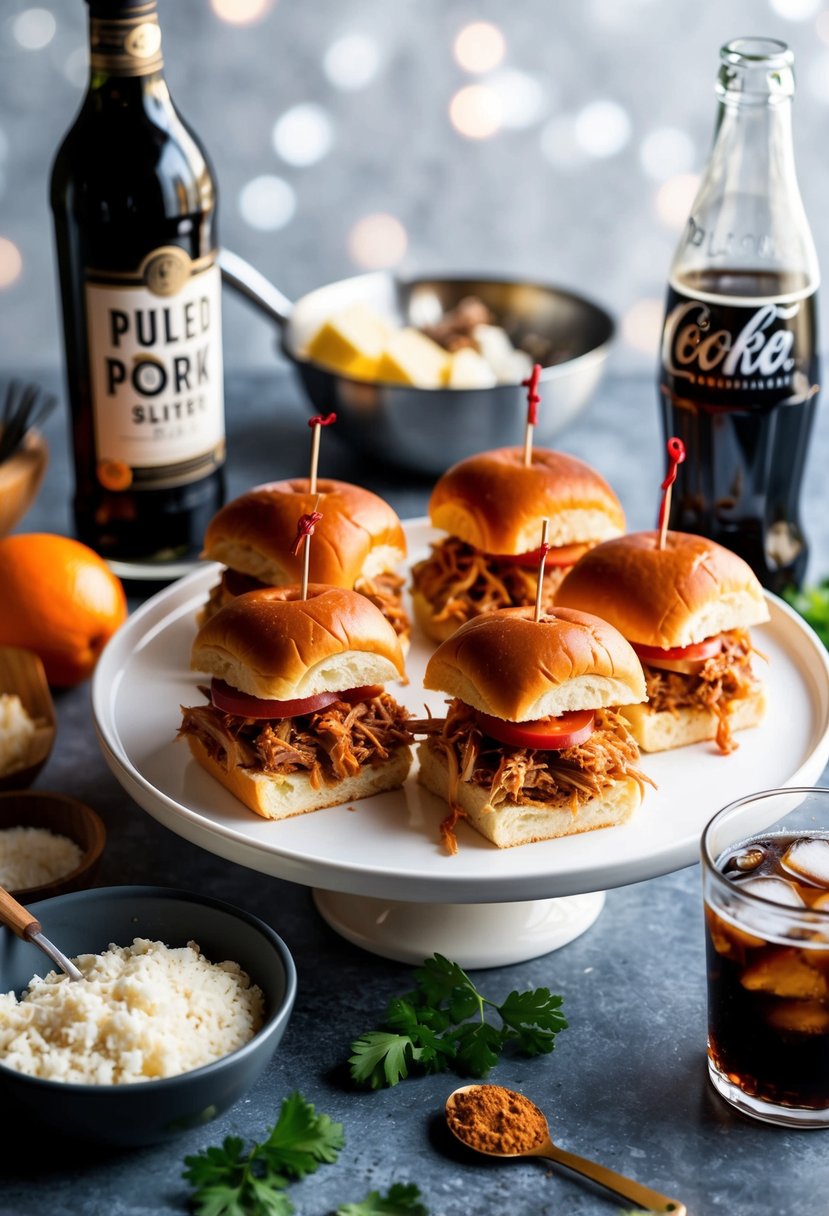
[191,584,405,699]
[417,742,641,847]
[429,447,625,554]
[201,478,406,586]
[622,686,767,753]
[555,530,770,648]
[187,735,411,820]
[423,606,647,722]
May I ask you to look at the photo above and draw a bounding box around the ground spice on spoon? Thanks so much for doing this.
[446,1084,548,1155]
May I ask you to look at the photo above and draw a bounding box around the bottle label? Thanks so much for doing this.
[660,280,818,410]
[85,248,225,492]
[90,4,163,78]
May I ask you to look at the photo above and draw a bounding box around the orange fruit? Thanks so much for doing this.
[0,533,127,686]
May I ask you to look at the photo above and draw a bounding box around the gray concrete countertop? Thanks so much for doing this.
[3,365,829,1215]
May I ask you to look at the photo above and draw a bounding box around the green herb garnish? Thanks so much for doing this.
[182,1091,344,1216]
[783,580,829,648]
[336,1182,428,1215]
[348,953,567,1089]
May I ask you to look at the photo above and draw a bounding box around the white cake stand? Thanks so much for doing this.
[93,522,829,967]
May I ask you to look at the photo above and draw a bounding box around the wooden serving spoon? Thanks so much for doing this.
[446,1084,686,1215]
[0,646,56,791]
[0,883,83,981]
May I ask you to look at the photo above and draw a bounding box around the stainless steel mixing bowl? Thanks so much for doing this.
[220,250,615,475]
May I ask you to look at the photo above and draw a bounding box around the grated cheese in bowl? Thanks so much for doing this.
[0,694,36,777]
[0,825,84,891]
[0,938,265,1084]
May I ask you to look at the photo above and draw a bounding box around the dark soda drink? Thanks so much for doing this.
[660,269,819,594]
[706,832,829,1111]
[656,39,820,596]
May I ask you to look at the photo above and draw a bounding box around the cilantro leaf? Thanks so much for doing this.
[349,1031,421,1089]
[452,1021,505,1077]
[411,955,476,1009]
[183,1092,343,1215]
[264,1091,345,1175]
[348,955,566,1088]
[336,1182,429,1215]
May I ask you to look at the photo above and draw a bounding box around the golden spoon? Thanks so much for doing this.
[446,1084,686,1215]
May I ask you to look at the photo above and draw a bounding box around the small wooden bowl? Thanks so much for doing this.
[0,791,106,900]
[0,647,57,791]
[0,429,48,537]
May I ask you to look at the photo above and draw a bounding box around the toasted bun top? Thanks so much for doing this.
[429,447,625,554]
[201,478,406,587]
[555,531,770,648]
[191,584,405,699]
[423,606,647,722]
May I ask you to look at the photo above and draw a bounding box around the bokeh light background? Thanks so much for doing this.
[1,0,829,373]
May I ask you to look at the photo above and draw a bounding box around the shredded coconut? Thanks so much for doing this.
[0,694,36,776]
[0,938,265,1084]
[0,826,84,891]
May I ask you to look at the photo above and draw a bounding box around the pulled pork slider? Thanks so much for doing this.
[180,585,412,820]
[200,479,410,648]
[555,531,770,754]
[417,606,650,851]
[410,448,625,643]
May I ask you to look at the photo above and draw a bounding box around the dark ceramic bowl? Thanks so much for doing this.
[0,886,297,1146]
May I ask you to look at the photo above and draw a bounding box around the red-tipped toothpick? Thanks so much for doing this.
[291,496,323,600]
[534,518,551,622]
[521,364,542,468]
[657,436,686,550]
[307,412,337,493]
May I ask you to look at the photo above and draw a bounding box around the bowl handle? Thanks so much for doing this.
[219,249,294,329]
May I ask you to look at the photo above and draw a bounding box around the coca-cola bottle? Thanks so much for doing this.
[658,38,819,593]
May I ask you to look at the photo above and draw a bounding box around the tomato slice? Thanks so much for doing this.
[487,542,590,570]
[473,708,596,751]
[210,679,381,720]
[632,636,723,663]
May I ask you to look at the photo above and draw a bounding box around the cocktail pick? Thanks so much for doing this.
[291,497,323,600]
[657,436,686,550]
[534,518,551,622]
[307,412,337,494]
[521,364,542,468]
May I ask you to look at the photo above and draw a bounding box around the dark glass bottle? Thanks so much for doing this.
[658,38,819,594]
[50,0,225,576]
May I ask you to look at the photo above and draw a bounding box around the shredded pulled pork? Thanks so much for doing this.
[200,568,410,642]
[424,700,653,854]
[354,570,411,645]
[642,629,761,754]
[410,536,568,627]
[179,692,412,788]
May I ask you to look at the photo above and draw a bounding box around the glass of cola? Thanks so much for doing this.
[702,787,829,1127]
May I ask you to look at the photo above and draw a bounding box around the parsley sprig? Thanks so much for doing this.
[348,954,567,1089]
[182,1091,344,1216]
[336,1183,428,1215]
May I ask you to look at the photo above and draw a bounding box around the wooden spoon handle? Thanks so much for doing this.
[542,1143,686,1215]
[0,884,41,939]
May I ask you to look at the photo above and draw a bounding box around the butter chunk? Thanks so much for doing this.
[377,328,448,388]
[306,303,392,378]
[445,347,497,389]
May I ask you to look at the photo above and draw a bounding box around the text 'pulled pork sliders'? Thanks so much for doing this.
[201,479,410,647]
[179,585,412,820]
[555,531,770,754]
[416,606,651,852]
[410,448,625,644]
